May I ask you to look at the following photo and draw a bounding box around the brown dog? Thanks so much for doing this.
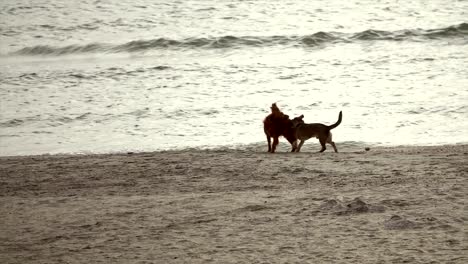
[291,111,342,152]
[263,103,299,153]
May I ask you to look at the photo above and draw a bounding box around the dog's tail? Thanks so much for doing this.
[328,111,342,130]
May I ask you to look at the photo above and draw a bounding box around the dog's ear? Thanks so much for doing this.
[271,103,280,112]
[300,114,304,119]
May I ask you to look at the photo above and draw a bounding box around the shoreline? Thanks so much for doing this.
[1,141,467,158]
[1,144,467,263]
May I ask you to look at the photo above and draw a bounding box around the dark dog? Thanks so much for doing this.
[263,103,299,153]
[291,111,342,152]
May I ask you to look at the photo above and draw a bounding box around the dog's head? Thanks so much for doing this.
[271,103,280,113]
[270,103,285,117]
[291,115,305,128]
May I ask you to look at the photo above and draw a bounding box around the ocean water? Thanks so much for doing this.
[1,0,467,156]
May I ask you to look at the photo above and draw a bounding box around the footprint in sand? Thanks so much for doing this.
[383,215,419,230]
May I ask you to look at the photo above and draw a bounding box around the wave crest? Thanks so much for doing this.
[10,23,467,56]
[14,43,107,56]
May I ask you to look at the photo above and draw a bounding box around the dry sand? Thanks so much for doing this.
[1,144,467,263]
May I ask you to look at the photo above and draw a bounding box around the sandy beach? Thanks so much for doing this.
[1,144,467,263]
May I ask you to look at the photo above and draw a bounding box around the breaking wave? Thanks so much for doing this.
[9,23,468,56]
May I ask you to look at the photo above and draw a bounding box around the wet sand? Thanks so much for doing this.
[1,144,467,263]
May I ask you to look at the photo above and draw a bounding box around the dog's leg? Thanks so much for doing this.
[291,140,298,152]
[272,137,279,153]
[327,133,338,153]
[287,138,297,152]
[319,137,327,152]
[266,135,272,152]
[290,143,296,152]
[296,140,305,152]
[330,142,338,153]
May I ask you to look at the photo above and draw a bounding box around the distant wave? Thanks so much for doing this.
[9,23,468,56]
